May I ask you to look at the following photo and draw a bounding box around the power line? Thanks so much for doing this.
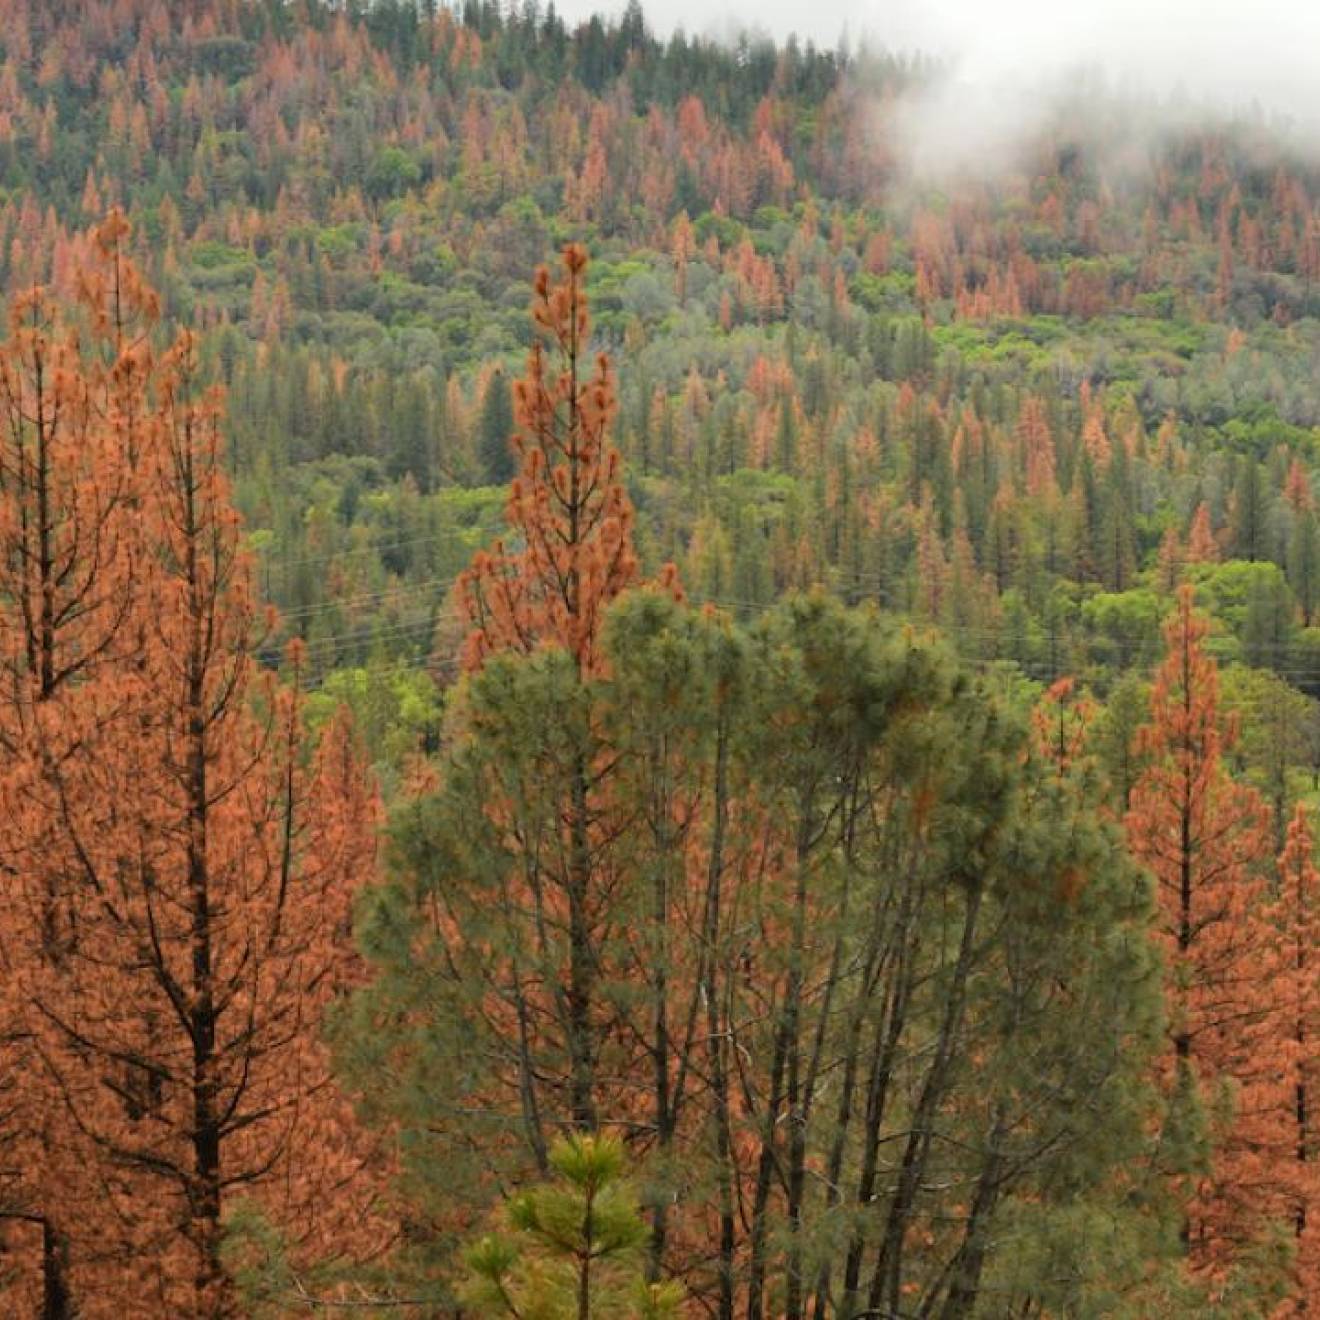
[278,574,456,622]
[289,584,1320,707]
[268,562,1320,668]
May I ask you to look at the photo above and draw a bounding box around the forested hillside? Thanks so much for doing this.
[4,0,1320,1314]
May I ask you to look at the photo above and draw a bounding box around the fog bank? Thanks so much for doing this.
[553,0,1320,175]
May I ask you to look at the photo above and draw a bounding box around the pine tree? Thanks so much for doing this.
[458,245,671,678]
[1187,502,1220,564]
[1288,507,1320,626]
[1229,460,1268,563]
[478,366,515,486]
[453,245,662,1135]
[462,1134,683,1319]
[1126,586,1289,1297]
[0,218,386,1317]
[0,211,157,1319]
[1272,804,1320,1308]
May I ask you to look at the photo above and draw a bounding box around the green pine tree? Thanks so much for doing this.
[480,367,517,485]
[463,1134,684,1320]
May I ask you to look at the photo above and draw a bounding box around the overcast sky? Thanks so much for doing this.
[552,0,1320,131]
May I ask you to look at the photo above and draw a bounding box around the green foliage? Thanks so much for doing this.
[1082,589,1165,669]
[348,587,1171,1312]
[366,146,423,201]
[479,367,517,485]
[462,1135,683,1319]
[1220,663,1315,843]
[219,1201,296,1320]
[306,664,443,781]
[1190,561,1297,666]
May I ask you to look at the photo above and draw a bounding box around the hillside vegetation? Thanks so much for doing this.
[3,1,1320,1315]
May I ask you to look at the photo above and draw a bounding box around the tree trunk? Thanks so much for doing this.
[41,1218,70,1320]
[567,755,597,1132]
[702,717,736,1320]
[871,878,983,1315]
[936,1108,1008,1318]
[841,879,920,1315]
[184,432,226,1317]
[745,1002,789,1320]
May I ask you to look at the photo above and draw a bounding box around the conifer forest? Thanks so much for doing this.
[9,0,1320,1314]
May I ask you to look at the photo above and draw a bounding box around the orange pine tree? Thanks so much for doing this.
[0,219,386,1317]
[1272,804,1320,1308]
[1186,501,1219,563]
[457,243,677,679]
[1032,676,1097,776]
[0,211,156,1318]
[1126,586,1289,1290]
[456,246,681,675]
[452,244,682,1135]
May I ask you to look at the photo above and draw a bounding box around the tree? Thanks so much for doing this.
[1272,805,1320,1308]
[1126,586,1291,1300]
[1188,503,1220,564]
[462,1134,683,1319]
[479,366,516,486]
[671,212,695,306]
[452,245,667,1138]
[1220,665,1308,853]
[1242,565,1296,670]
[0,211,158,1319]
[457,244,667,677]
[1097,443,1138,592]
[1229,460,1268,563]
[0,218,386,1317]
[365,146,421,201]
[1288,506,1320,627]
[1095,671,1152,813]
